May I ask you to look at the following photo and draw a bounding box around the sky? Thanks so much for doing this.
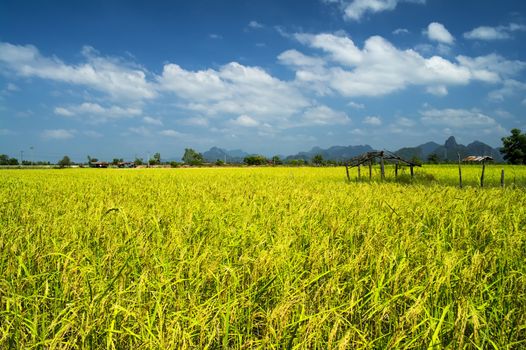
[1,0,526,162]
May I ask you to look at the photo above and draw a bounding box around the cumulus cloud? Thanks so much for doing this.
[41,129,76,139]
[426,85,448,96]
[280,32,525,98]
[157,61,309,123]
[420,108,498,128]
[456,54,526,82]
[53,102,142,123]
[338,0,426,21]
[0,42,156,101]
[230,115,260,127]
[488,79,526,102]
[285,33,473,97]
[393,28,410,35]
[159,129,184,137]
[464,23,526,41]
[425,22,454,44]
[248,20,264,29]
[143,116,163,126]
[301,105,350,125]
[363,115,382,125]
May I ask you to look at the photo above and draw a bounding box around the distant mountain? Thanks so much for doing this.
[201,137,503,164]
[394,137,503,162]
[202,147,248,163]
[285,145,373,162]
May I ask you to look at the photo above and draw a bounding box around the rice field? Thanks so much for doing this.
[1,166,525,349]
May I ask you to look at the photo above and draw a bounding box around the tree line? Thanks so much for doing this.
[2,129,526,167]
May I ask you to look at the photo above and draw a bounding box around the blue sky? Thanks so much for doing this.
[1,0,525,162]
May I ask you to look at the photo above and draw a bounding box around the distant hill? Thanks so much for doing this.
[285,145,374,162]
[202,147,249,163]
[394,137,503,162]
[201,137,503,164]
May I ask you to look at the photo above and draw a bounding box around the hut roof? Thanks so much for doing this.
[462,155,493,162]
[347,150,421,168]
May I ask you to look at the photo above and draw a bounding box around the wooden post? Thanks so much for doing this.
[410,165,414,179]
[501,168,505,188]
[480,160,486,188]
[369,160,372,181]
[357,164,361,180]
[457,152,462,189]
[345,164,350,182]
[380,155,385,180]
[395,161,399,178]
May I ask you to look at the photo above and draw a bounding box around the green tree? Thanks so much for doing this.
[271,155,282,165]
[0,154,9,165]
[427,153,439,164]
[244,155,267,166]
[312,154,324,166]
[500,128,526,164]
[182,148,204,165]
[58,155,72,168]
[112,158,123,165]
[150,152,161,165]
[134,157,144,166]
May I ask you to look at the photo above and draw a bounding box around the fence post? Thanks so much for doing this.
[345,164,350,182]
[380,155,385,180]
[501,168,505,188]
[369,160,372,181]
[457,152,462,189]
[358,164,361,180]
[395,161,399,178]
[480,160,486,188]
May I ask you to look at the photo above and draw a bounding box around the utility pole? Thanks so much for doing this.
[20,150,24,165]
[30,146,34,165]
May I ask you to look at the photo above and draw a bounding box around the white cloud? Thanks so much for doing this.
[393,28,410,35]
[128,126,151,136]
[341,0,426,21]
[159,129,184,137]
[488,79,526,102]
[301,105,350,125]
[277,49,325,68]
[464,23,526,41]
[181,117,209,127]
[209,34,222,39]
[425,22,454,44]
[395,117,415,127]
[456,54,526,82]
[41,129,76,139]
[420,108,498,128]
[0,42,156,101]
[248,20,264,29]
[348,101,365,109]
[158,61,309,123]
[295,33,363,66]
[54,102,141,123]
[54,107,75,117]
[282,32,525,98]
[143,116,163,126]
[363,115,382,125]
[289,33,471,97]
[426,85,448,96]
[230,115,260,127]
[6,83,19,91]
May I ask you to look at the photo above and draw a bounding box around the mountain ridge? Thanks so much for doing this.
[200,136,503,163]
